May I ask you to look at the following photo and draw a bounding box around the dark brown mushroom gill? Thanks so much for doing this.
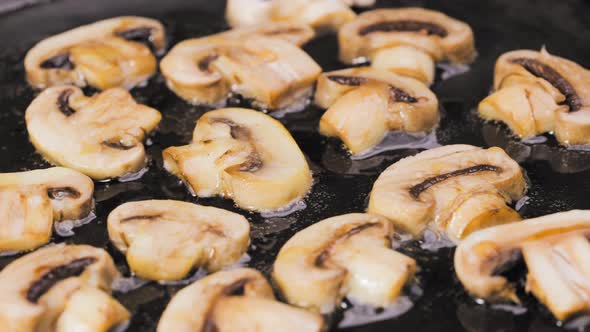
[115,27,156,51]
[47,187,81,200]
[26,257,97,303]
[314,222,381,267]
[57,89,76,116]
[210,118,263,172]
[40,53,74,70]
[326,75,419,103]
[202,278,252,332]
[510,57,582,112]
[408,164,503,199]
[358,20,449,37]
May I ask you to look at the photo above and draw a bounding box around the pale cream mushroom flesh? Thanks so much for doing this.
[160,27,321,109]
[163,108,312,212]
[25,16,165,90]
[455,210,590,321]
[226,0,356,32]
[478,48,590,146]
[273,213,416,313]
[316,67,439,155]
[0,244,129,332]
[0,167,93,252]
[339,8,475,85]
[157,268,324,332]
[107,200,250,281]
[368,145,526,241]
[26,85,162,180]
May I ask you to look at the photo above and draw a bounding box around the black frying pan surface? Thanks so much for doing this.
[1,0,590,331]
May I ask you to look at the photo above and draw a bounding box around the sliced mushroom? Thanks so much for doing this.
[163,107,312,212]
[26,86,162,180]
[316,67,438,155]
[226,0,356,32]
[0,243,128,332]
[455,210,590,321]
[339,8,475,85]
[25,16,165,90]
[107,200,250,281]
[478,48,590,146]
[367,145,526,241]
[157,268,324,332]
[0,167,93,252]
[341,0,375,7]
[160,30,321,109]
[273,213,416,313]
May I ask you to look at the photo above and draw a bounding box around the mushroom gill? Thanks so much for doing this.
[455,210,590,321]
[478,48,590,146]
[107,200,250,281]
[163,108,312,212]
[25,86,161,180]
[273,213,416,313]
[25,16,165,90]
[368,145,526,241]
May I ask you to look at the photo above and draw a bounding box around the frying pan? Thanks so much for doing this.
[1,0,590,331]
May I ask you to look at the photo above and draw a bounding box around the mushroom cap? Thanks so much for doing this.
[163,107,312,212]
[273,213,416,313]
[107,200,250,281]
[25,16,165,90]
[316,66,439,154]
[0,243,123,332]
[26,85,161,180]
[368,145,526,240]
[157,268,323,332]
[226,0,356,32]
[480,48,590,145]
[160,31,321,109]
[0,167,93,252]
[454,210,590,320]
[338,8,475,65]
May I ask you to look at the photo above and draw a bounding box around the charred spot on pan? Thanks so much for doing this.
[40,52,74,70]
[409,164,502,199]
[116,27,155,51]
[198,54,219,72]
[327,75,367,86]
[510,57,582,112]
[26,257,97,303]
[390,86,418,103]
[359,20,448,37]
[47,187,81,200]
[315,222,380,267]
[102,140,136,150]
[57,89,76,116]
[120,214,162,223]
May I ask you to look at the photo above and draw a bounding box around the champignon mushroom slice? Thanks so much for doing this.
[339,8,475,85]
[26,86,161,180]
[455,210,590,321]
[368,145,526,241]
[315,67,438,155]
[25,16,165,90]
[273,213,416,313]
[478,48,590,146]
[163,108,312,212]
[0,167,93,252]
[161,33,321,109]
[0,243,127,332]
[107,200,250,281]
[157,268,324,332]
[226,0,355,32]
[341,0,375,7]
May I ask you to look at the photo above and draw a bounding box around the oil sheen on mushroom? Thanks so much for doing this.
[25,16,165,90]
[107,200,250,281]
[25,85,161,180]
[273,213,416,313]
[0,244,129,332]
[368,145,527,241]
[316,67,439,155]
[163,108,312,212]
[158,268,324,332]
[478,48,590,146]
[455,210,590,321]
[0,167,93,252]
[339,8,475,85]
[160,25,320,110]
